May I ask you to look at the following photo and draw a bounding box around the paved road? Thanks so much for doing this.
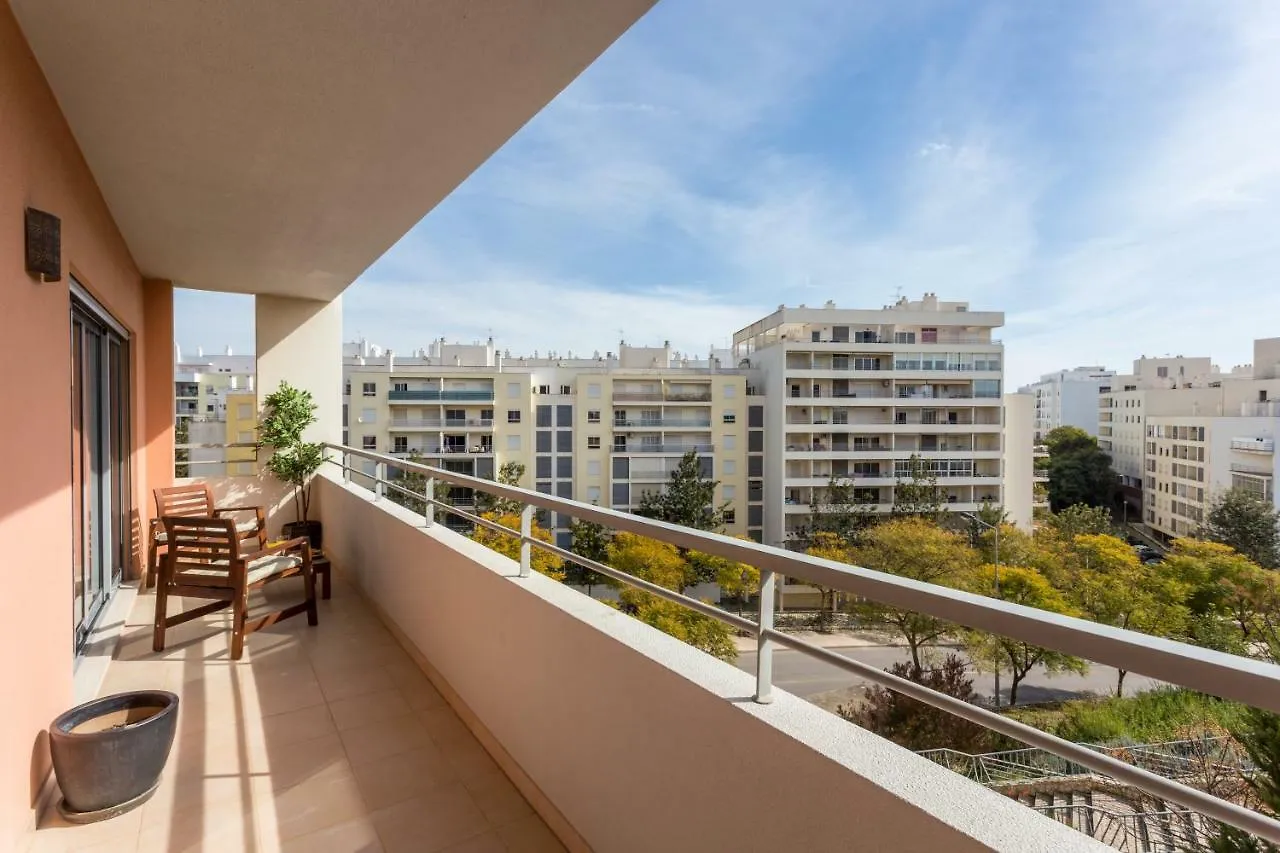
[735,644,1160,706]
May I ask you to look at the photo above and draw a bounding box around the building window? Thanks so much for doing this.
[393,436,408,453]
[724,435,736,450]
[587,460,601,476]
[587,410,601,423]
[344,381,351,396]
[361,407,376,424]
[587,485,602,503]
[363,382,376,396]
[393,382,408,392]
[238,404,253,419]
[723,411,736,424]
[723,485,736,500]
[507,410,521,424]
[724,385,737,399]
[507,435,521,451]
[587,436,601,449]
[560,384,572,395]
[536,431,552,453]
[363,436,377,451]
[537,384,551,395]
[587,383,601,398]
[507,382,521,398]
[206,404,214,412]
[536,457,552,478]
[724,509,736,524]
[724,459,736,475]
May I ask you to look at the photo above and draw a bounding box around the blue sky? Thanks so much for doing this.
[176,0,1280,387]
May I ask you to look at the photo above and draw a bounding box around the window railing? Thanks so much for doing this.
[324,441,1280,847]
[174,442,259,477]
[387,389,494,401]
[613,443,715,454]
[613,418,712,428]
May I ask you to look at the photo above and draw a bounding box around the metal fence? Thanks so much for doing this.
[324,443,1280,845]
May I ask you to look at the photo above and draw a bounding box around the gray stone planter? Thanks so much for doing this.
[49,690,179,822]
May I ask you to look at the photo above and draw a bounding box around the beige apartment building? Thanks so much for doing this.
[731,294,1013,547]
[343,339,751,547]
[1097,339,1280,539]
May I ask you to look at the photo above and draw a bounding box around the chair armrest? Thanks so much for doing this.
[215,505,266,518]
[241,536,311,564]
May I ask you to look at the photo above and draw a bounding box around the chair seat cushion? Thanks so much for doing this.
[246,554,304,585]
[155,518,258,544]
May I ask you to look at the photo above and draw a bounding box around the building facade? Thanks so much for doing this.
[343,339,751,547]
[731,294,1008,547]
[1020,366,1115,442]
[175,347,256,474]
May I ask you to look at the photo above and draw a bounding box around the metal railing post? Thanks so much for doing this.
[519,504,534,578]
[755,569,776,704]
[342,451,350,483]
[374,461,386,500]
[423,476,435,526]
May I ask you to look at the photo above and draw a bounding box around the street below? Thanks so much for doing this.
[734,643,1160,707]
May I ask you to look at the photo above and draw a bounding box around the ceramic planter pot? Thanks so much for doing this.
[49,690,179,822]
[282,519,323,548]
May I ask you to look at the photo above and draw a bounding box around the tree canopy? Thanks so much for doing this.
[636,450,727,532]
[1043,426,1116,511]
[1202,488,1280,569]
[470,512,565,581]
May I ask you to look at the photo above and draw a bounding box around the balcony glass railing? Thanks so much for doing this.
[613,443,714,454]
[388,389,494,401]
[326,443,1280,845]
[613,418,712,428]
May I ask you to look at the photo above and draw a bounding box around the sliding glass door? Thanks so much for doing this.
[70,288,130,655]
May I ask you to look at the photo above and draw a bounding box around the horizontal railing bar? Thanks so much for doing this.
[760,627,1280,844]
[530,539,759,634]
[176,442,258,450]
[326,443,1280,714]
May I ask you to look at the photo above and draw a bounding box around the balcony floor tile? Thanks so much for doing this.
[23,575,564,853]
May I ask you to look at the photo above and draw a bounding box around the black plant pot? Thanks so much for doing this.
[282,519,323,549]
[49,690,179,822]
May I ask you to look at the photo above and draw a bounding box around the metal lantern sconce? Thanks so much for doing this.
[25,207,61,282]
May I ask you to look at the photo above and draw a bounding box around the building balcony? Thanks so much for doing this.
[1231,437,1275,454]
[612,443,715,454]
[1230,462,1273,477]
[388,389,495,402]
[613,418,712,429]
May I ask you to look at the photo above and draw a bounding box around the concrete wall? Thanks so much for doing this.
[1003,393,1034,531]
[316,476,1103,852]
[0,7,159,845]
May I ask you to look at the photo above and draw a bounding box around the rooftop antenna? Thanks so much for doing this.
[893,285,903,302]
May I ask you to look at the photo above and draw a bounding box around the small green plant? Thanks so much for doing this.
[259,381,326,524]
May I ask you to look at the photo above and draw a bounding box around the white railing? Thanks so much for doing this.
[1231,437,1275,453]
[324,442,1280,845]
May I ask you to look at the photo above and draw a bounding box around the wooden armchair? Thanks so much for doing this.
[147,484,265,588]
[153,516,317,660]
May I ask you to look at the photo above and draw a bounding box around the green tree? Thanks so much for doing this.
[1203,488,1280,570]
[607,533,736,661]
[1211,709,1280,853]
[1065,534,1187,696]
[1166,539,1278,658]
[806,475,877,542]
[891,454,945,521]
[1043,426,1115,511]
[477,461,527,516]
[805,532,854,626]
[387,453,432,515]
[566,518,613,596]
[852,519,980,669]
[965,564,1088,705]
[1044,503,1114,542]
[636,450,727,532]
[470,511,565,581]
[839,654,996,753]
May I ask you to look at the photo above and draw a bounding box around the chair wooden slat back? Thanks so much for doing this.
[154,484,214,519]
[162,516,239,589]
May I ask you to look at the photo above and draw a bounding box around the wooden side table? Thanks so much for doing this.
[311,550,332,600]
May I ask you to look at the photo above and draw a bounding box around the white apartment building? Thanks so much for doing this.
[343,339,752,548]
[1020,366,1115,441]
[731,294,1009,548]
[175,346,256,474]
[1094,338,1280,538]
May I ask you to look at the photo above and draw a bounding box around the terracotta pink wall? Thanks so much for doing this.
[0,7,154,847]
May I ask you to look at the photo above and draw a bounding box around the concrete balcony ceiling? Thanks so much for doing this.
[10,0,655,299]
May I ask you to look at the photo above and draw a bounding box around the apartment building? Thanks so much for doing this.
[343,338,750,547]
[1098,339,1280,537]
[1020,366,1115,441]
[174,347,256,474]
[731,294,1008,548]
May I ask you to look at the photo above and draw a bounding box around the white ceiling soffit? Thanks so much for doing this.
[12,0,656,300]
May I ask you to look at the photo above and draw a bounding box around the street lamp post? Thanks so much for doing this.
[964,512,1001,707]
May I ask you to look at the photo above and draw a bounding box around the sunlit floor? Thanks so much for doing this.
[26,575,565,853]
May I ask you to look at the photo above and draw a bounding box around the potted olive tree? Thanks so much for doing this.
[260,381,327,546]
